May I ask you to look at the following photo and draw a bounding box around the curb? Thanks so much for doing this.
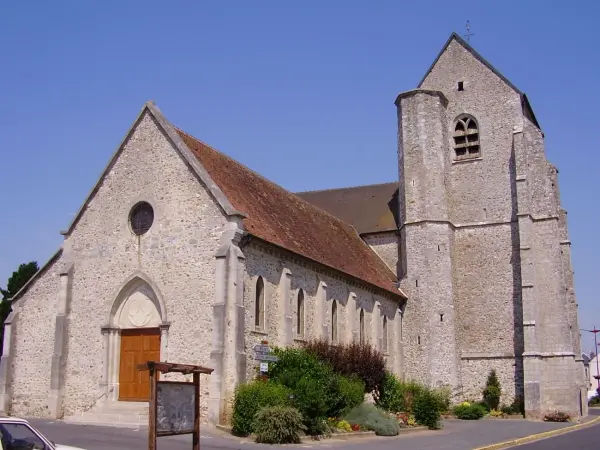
[473,416,600,450]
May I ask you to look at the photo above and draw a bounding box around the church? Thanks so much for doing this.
[0,33,588,426]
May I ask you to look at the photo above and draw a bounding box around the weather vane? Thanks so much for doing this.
[464,20,474,43]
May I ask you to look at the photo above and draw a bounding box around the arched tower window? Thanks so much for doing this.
[255,277,265,329]
[382,316,388,353]
[453,115,480,160]
[359,309,365,345]
[297,290,305,338]
[331,300,338,343]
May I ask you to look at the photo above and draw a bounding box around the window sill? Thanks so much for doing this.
[251,329,269,336]
[293,337,307,343]
[452,156,483,164]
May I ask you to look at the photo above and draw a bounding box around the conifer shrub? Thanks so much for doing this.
[344,403,400,436]
[253,405,306,444]
[482,370,502,410]
[413,389,442,429]
[231,381,290,436]
[303,339,386,394]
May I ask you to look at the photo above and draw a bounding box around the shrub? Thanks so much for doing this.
[489,409,505,418]
[269,346,365,426]
[253,406,306,444]
[589,395,600,406]
[375,372,425,413]
[292,376,330,436]
[453,403,487,420]
[376,372,405,413]
[413,390,442,429]
[482,370,502,410]
[231,381,290,436]
[332,419,352,432]
[431,386,452,414]
[543,411,570,422]
[511,395,525,415]
[269,347,332,391]
[345,403,400,436]
[303,339,386,394]
[329,375,365,417]
[500,397,525,416]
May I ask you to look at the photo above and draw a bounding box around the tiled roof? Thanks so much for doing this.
[175,129,404,299]
[296,183,399,235]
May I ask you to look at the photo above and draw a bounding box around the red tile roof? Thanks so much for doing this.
[175,128,404,299]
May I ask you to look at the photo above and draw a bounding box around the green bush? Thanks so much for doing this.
[453,403,487,420]
[375,372,426,413]
[269,347,332,391]
[292,376,330,436]
[345,403,400,436]
[231,381,290,436]
[431,386,452,414]
[589,395,600,407]
[253,406,306,444]
[329,375,365,418]
[269,346,366,429]
[413,390,442,429]
[303,339,386,394]
[482,370,502,410]
[376,372,405,413]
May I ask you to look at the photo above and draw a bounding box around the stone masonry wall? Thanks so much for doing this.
[10,253,62,417]
[61,111,227,419]
[417,38,528,402]
[453,224,522,402]
[243,243,403,382]
[363,232,399,275]
[420,38,523,224]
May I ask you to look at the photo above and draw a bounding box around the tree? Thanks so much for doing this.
[0,261,39,351]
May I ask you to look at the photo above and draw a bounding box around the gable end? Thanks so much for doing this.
[418,32,541,130]
[60,102,246,237]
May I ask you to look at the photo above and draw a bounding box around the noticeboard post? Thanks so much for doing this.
[138,361,214,450]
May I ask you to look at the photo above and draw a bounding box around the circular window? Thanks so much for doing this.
[129,202,154,236]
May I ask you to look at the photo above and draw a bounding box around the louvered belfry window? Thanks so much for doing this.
[130,201,154,236]
[453,115,480,160]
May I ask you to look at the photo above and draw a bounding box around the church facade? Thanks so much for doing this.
[0,33,587,424]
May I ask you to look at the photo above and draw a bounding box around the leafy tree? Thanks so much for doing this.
[0,261,39,350]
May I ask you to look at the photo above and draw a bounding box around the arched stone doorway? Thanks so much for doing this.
[102,274,169,402]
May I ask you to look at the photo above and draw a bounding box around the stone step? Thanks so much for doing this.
[63,401,150,429]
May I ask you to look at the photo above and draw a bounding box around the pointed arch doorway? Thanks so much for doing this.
[103,275,169,402]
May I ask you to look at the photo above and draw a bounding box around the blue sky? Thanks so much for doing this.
[1,1,598,352]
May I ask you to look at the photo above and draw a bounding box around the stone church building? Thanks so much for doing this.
[0,33,588,425]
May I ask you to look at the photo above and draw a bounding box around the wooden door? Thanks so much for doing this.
[119,328,161,401]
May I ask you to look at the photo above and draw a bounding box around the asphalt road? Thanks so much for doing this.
[513,410,600,450]
[26,409,600,450]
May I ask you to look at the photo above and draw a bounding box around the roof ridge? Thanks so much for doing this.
[296,181,398,195]
[173,126,364,234]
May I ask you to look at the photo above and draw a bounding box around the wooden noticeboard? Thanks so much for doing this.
[138,361,214,450]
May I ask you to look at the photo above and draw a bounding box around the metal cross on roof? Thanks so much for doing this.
[464,20,474,43]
